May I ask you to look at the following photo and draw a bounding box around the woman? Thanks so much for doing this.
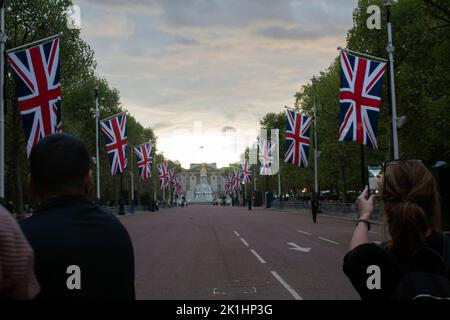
[0,205,40,299]
[343,160,449,299]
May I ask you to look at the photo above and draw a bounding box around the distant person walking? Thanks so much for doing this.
[20,133,135,300]
[311,195,319,223]
[344,160,450,300]
[0,204,40,299]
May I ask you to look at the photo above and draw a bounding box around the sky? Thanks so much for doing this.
[75,0,357,168]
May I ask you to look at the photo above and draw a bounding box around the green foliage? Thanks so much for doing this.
[3,0,161,213]
[255,0,450,200]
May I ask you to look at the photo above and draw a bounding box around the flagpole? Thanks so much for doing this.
[95,88,101,204]
[119,173,125,215]
[130,145,134,213]
[385,0,399,160]
[337,46,388,63]
[0,1,5,199]
[360,144,366,190]
[313,97,319,196]
[6,32,63,53]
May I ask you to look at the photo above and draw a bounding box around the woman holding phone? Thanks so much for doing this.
[343,160,450,300]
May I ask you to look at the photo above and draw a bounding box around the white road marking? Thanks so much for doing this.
[287,242,311,253]
[297,230,312,236]
[234,231,240,237]
[250,249,266,264]
[369,231,382,235]
[318,237,340,245]
[270,271,303,300]
[373,241,382,245]
[240,238,249,247]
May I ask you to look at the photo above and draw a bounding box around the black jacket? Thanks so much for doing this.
[20,195,135,300]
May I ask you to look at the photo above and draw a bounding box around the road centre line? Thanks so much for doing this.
[240,238,249,247]
[250,249,266,264]
[297,230,312,236]
[234,231,240,237]
[270,271,303,300]
[318,237,340,245]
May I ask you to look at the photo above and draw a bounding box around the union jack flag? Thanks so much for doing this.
[232,168,242,192]
[285,110,313,168]
[100,113,127,176]
[134,142,153,181]
[224,177,230,194]
[174,175,183,195]
[339,50,387,149]
[7,36,62,156]
[158,161,170,190]
[168,168,175,186]
[240,159,252,183]
[258,138,276,175]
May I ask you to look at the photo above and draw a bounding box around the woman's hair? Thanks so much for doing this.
[382,160,442,257]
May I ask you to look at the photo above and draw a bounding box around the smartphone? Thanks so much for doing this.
[367,164,382,195]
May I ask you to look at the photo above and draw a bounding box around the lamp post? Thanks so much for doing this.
[384,0,399,160]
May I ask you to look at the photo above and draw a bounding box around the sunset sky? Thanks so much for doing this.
[76,0,357,168]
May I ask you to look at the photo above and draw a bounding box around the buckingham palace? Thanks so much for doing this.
[179,163,226,202]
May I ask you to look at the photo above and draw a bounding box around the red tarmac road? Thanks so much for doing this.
[120,205,386,300]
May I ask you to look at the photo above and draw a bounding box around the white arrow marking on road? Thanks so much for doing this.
[287,242,311,253]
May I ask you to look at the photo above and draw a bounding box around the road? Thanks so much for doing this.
[119,205,387,300]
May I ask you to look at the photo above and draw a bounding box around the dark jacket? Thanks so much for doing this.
[343,232,449,300]
[20,195,135,300]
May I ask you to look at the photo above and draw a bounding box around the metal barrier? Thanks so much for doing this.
[271,200,384,221]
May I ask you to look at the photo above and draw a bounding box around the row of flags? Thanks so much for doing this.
[4,32,387,198]
[157,161,183,194]
[244,49,387,179]
[5,34,181,194]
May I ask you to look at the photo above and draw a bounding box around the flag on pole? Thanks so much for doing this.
[168,167,175,185]
[157,161,170,190]
[100,112,127,176]
[232,168,242,192]
[6,35,62,156]
[285,110,313,168]
[174,175,182,195]
[240,159,252,183]
[134,142,153,181]
[258,138,276,175]
[338,49,387,149]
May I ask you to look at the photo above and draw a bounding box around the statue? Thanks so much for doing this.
[200,163,207,176]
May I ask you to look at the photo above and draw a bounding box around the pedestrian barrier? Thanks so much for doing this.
[271,200,384,222]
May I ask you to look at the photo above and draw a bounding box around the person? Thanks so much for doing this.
[343,160,450,300]
[311,194,319,223]
[20,133,135,300]
[0,204,40,300]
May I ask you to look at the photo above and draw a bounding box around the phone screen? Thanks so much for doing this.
[367,164,382,195]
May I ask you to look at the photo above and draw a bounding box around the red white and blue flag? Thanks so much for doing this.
[240,159,252,183]
[174,175,183,195]
[338,50,387,149]
[258,138,276,175]
[100,113,127,176]
[7,36,62,156]
[134,142,153,181]
[158,161,170,190]
[232,168,241,192]
[168,168,175,186]
[285,110,313,168]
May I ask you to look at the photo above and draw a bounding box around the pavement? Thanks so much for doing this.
[119,205,387,300]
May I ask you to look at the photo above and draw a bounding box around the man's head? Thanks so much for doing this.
[30,133,92,199]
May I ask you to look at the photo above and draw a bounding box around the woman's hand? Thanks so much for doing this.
[356,186,374,220]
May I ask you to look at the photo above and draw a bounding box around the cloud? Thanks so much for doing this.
[77,0,357,166]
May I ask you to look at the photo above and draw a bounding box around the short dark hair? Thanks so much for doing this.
[30,133,90,194]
